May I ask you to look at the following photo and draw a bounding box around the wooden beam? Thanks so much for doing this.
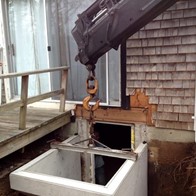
[0,66,69,79]
[59,69,68,112]
[130,89,156,126]
[0,89,63,112]
[0,100,23,112]
[19,75,29,129]
[76,105,147,124]
[0,111,71,159]
[0,62,2,104]
[0,89,64,112]
[51,143,138,161]
[27,89,64,105]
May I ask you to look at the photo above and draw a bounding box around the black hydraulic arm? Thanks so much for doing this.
[72,0,177,66]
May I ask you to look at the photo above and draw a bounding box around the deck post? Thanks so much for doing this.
[59,69,68,112]
[19,75,29,129]
[0,63,2,105]
[0,48,3,105]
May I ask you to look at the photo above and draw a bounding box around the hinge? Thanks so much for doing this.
[47,46,51,51]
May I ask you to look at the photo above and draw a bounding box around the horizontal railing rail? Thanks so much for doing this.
[0,66,69,129]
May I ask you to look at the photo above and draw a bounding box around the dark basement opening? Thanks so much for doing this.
[94,122,131,183]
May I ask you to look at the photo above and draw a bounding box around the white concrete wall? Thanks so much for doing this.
[114,143,147,196]
[10,142,147,196]
[26,150,81,180]
[135,124,195,148]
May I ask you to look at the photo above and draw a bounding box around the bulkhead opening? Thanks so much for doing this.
[94,122,131,184]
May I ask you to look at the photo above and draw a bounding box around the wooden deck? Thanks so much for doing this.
[0,66,71,159]
[0,107,71,159]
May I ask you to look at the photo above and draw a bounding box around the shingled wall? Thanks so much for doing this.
[126,0,196,131]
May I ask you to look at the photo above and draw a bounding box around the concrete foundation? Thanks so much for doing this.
[10,138,147,196]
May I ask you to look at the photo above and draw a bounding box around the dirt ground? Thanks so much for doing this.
[0,131,64,196]
[148,142,196,196]
[0,133,196,196]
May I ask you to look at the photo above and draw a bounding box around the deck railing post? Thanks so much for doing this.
[0,48,3,105]
[19,75,29,129]
[0,62,2,105]
[59,69,68,112]
[0,67,69,128]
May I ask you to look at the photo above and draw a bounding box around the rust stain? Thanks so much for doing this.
[131,89,157,126]
[76,89,157,126]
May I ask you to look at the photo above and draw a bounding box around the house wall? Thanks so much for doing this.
[127,0,196,131]
[0,0,193,194]
[126,1,196,195]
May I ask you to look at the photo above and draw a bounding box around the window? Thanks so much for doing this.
[5,0,121,106]
[7,0,49,96]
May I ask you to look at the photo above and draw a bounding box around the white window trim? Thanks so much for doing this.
[0,0,12,102]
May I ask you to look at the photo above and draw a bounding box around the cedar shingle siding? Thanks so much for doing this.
[127,0,196,131]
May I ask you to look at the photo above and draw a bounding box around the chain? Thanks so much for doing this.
[89,109,94,133]
[83,64,100,142]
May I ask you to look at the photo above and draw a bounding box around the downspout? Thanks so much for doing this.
[0,48,2,104]
[193,80,196,143]
[194,80,196,142]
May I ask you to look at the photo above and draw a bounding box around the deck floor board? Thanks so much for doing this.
[0,107,71,159]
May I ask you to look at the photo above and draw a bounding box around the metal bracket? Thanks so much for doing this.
[51,143,138,161]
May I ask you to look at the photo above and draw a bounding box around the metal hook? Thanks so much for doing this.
[83,95,100,111]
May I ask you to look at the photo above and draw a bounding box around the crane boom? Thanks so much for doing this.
[72,0,177,66]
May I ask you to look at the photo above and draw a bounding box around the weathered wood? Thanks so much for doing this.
[130,89,156,126]
[0,67,69,130]
[59,70,68,112]
[0,100,23,112]
[0,66,69,79]
[76,105,147,124]
[27,89,64,105]
[0,47,3,104]
[0,89,63,112]
[0,63,2,104]
[0,108,71,159]
[19,75,29,129]
[0,63,70,158]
